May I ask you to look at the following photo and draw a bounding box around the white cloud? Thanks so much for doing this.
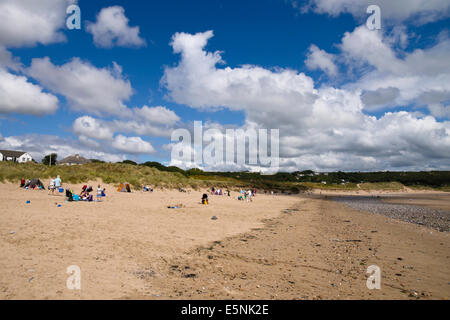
[71,105,180,145]
[339,26,450,114]
[0,47,21,70]
[78,135,101,148]
[162,30,450,171]
[0,0,76,48]
[163,30,317,115]
[298,0,450,25]
[305,44,338,76]
[428,104,450,119]
[361,87,400,110]
[0,134,125,163]
[0,68,58,115]
[86,6,146,48]
[132,105,180,126]
[73,116,114,141]
[27,57,133,116]
[112,135,155,154]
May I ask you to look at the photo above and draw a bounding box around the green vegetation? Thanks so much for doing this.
[41,153,57,166]
[0,161,194,189]
[1,161,449,192]
[121,160,137,165]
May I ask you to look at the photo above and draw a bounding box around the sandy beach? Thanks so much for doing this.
[0,182,449,299]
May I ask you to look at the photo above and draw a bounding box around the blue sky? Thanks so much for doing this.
[0,0,449,171]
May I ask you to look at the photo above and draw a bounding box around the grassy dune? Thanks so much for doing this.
[1,162,447,192]
[0,162,197,189]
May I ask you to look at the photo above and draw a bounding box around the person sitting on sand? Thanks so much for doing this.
[202,193,208,205]
[80,186,87,198]
[143,185,153,192]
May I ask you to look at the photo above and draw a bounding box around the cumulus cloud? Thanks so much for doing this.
[163,30,317,117]
[162,30,450,171]
[132,106,180,126]
[0,47,21,70]
[361,87,400,110]
[297,0,450,25]
[73,116,114,141]
[0,0,76,48]
[0,133,125,163]
[112,135,155,154]
[86,6,146,48]
[27,57,133,116]
[305,44,338,76]
[0,69,58,115]
[339,26,450,114]
[71,105,180,148]
[428,104,450,119]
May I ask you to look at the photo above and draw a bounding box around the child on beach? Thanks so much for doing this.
[48,179,55,194]
[96,185,102,201]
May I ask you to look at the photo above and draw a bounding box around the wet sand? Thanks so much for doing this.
[382,193,450,212]
[332,195,449,232]
[0,182,449,299]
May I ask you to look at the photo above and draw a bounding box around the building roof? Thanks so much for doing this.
[57,154,91,165]
[0,150,27,158]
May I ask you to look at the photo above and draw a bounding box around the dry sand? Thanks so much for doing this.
[0,182,449,299]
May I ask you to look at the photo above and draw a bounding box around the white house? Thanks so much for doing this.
[0,150,34,163]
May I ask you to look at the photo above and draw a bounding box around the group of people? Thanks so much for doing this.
[48,176,62,194]
[238,189,256,202]
[143,185,154,192]
[20,178,45,190]
[210,187,230,196]
[66,184,106,202]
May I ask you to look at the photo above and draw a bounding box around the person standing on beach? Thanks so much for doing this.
[247,189,253,202]
[96,185,102,201]
[54,175,62,192]
[48,178,55,194]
